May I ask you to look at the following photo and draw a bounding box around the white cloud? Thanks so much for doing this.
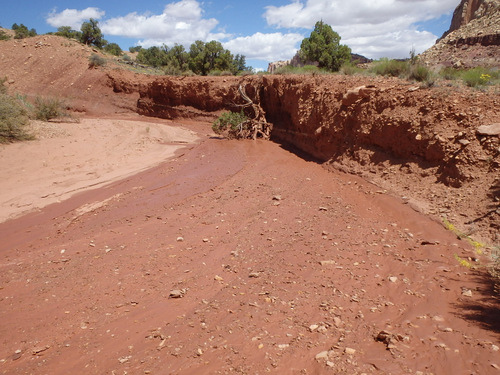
[46,7,105,30]
[100,0,228,47]
[263,0,458,59]
[223,32,304,61]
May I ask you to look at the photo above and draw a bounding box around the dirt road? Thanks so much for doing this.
[1,125,498,374]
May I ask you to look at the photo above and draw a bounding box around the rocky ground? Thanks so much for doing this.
[0,34,499,374]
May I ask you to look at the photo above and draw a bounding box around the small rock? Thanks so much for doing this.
[326,361,335,367]
[345,347,356,355]
[320,260,336,266]
[309,324,319,332]
[492,344,499,352]
[176,236,184,242]
[458,139,470,146]
[461,288,473,297]
[319,207,328,211]
[32,346,50,355]
[169,289,184,298]
[272,195,282,201]
[277,344,289,350]
[315,351,329,360]
[389,276,398,283]
[214,275,224,281]
[477,123,500,136]
[118,355,132,364]
[333,317,342,327]
[248,272,260,278]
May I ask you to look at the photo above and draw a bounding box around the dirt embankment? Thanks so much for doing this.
[134,74,500,244]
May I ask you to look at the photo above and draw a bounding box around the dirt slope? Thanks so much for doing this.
[0,34,499,374]
[1,136,499,374]
[0,34,144,115]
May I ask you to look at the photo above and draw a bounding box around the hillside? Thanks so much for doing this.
[420,0,500,67]
[0,33,499,374]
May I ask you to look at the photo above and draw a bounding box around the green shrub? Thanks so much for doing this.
[33,96,68,121]
[0,30,11,41]
[212,111,248,139]
[0,93,33,143]
[104,42,123,56]
[12,23,37,39]
[208,70,233,76]
[439,67,461,81]
[370,58,409,77]
[340,63,363,76]
[409,64,432,83]
[88,53,106,68]
[461,67,498,88]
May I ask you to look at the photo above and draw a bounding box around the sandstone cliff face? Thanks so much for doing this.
[446,0,492,36]
[421,0,500,67]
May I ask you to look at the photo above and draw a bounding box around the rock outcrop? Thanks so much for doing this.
[443,0,499,37]
[420,0,500,67]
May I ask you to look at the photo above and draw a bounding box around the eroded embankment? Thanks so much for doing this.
[134,74,499,243]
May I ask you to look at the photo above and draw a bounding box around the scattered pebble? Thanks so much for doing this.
[389,276,398,283]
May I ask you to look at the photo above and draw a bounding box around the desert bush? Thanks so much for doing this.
[370,58,409,77]
[33,96,68,121]
[12,23,36,39]
[409,65,434,85]
[212,111,248,139]
[0,92,33,143]
[462,67,499,88]
[104,42,122,56]
[0,30,11,41]
[439,67,461,81]
[164,64,184,76]
[88,53,106,68]
[340,63,363,76]
[208,70,233,76]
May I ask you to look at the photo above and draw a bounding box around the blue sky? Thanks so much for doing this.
[1,0,459,71]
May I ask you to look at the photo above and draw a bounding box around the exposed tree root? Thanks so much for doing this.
[227,84,272,140]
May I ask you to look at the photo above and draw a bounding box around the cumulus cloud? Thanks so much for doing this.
[223,32,304,61]
[263,0,458,58]
[101,0,228,47]
[46,7,105,30]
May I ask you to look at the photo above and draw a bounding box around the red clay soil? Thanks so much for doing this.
[0,34,499,374]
